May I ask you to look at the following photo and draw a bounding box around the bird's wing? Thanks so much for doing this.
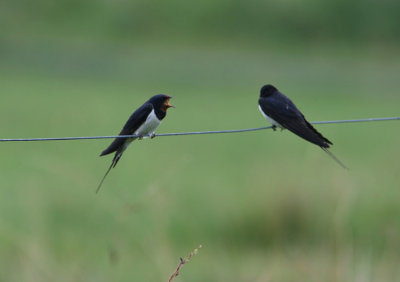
[100,103,153,156]
[259,93,332,147]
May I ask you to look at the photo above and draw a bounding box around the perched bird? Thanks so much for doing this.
[258,84,346,169]
[97,94,174,193]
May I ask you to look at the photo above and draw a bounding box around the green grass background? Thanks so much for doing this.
[1,1,400,281]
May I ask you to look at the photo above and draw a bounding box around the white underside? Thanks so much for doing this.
[121,109,161,152]
[135,109,161,136]
[258,105,283,128]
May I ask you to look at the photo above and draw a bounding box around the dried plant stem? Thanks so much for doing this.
[168,245,202,282]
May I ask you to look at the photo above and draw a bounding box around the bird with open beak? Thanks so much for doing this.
[97,94,174,192]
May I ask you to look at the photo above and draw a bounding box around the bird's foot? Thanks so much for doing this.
[272,125,277,131]
[137,134,144,140]
[150,133,156,139]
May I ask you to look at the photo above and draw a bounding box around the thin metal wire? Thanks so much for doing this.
[0,117,399,142]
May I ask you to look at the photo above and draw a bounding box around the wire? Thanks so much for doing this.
[0,117,399,142]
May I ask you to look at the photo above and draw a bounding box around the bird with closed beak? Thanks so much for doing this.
[258,84,346,169]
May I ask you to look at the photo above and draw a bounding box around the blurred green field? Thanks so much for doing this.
[1,0,400,280]
[0,40,399,281]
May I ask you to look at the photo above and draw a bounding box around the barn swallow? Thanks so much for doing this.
[97,94,174,193]
[258,84,347,169]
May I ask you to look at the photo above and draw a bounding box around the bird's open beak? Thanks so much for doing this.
[166,97,175,108]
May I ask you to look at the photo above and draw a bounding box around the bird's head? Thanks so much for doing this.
[260,84,278,97]
[148,94,174,112]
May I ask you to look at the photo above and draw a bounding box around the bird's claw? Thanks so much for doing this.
[137,134,144,140]
[272,125,277,131]
[150,133,156,139]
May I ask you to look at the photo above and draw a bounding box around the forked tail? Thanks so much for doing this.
[96,162,113,193]
[96,152,121,193]
[321,147,348,170]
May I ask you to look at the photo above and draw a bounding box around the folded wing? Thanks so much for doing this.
[100,103,153,156]
[259,93,332,148]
